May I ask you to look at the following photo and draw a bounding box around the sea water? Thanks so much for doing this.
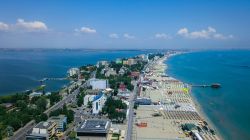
[166,50,250,140]
[0,49,149,95]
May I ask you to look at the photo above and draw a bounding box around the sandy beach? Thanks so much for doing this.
[134,54,221,140]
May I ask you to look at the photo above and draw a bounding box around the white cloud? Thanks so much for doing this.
[109,33,119,39]
[15,18,48,31]
[123,33,135,39]
[0,22,9,31]
[155,33,171,39]
[177,26,233,40]
[213,34,234,40]
[75,27,96,33]
[177,28,189,36]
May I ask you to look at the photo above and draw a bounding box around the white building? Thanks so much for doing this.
[117,90,131,99]
[68,68,79,77]
[92,93,107,114]
[138,54,149,62]
[87,78,109,90]
[105,68,117,77]
[96,61,109,68]
[154,56,160,60]
[118,66,127,75]
[26,121,57,140]
[128,58,136,66]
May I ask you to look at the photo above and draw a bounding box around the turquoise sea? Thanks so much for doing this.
[0,49,150,95]
[166,50,250,140]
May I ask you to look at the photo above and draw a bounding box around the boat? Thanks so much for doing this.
[211,83,221,88]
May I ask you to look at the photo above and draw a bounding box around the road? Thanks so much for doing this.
[44,88,79,115]
[126,61,151,140]
[125,80,138,140]
[9,120,36,140]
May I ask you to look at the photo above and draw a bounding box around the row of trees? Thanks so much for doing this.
[102,97,127,123]
[77,88,86,107]
[0,92,30,104]
[49,104,74,123]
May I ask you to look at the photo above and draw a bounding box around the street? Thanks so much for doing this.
[125,81,137,140]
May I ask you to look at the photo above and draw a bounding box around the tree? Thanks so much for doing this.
[34,113,47,123]
[62,104,68,114]
[48,92,61,106]
[77,91,85,107]
[49,109,61,117]
[35,97,48,111]
[40,113,48,121]
[134,104,138,109]
[87,101,92,108]
[102,97,127,123]
[8,118,21,130]
[30,96,40,104]
[16,100,27,110]
[69,131,77,139]
[0,106,6,116]
[66,110,74,123]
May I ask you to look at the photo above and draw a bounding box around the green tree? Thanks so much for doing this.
[77,91,85,107]
[49,109,61,117]
[66,110,74,123]
[69,131,77,139]
[0,106,6,116]
[40,113,48,121]
[102,97,127,123]
[87,101,92,108]
[35,97,48,111]
[62,104,68,114]
[16,100,27,110]
[8,118,21,130]
[134,104,138,109]
[48,92,61,106]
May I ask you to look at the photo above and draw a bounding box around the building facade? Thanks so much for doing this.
[87,78,109,90]
[26,121,57,140]
[48,115,67,132]
[128,58,136,65]
[68,68,79,77]
[92,93,107,114]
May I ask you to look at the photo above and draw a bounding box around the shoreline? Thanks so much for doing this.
[163,53,224,140]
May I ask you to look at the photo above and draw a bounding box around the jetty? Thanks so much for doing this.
[191,83,221,88]
[39,77,67,83]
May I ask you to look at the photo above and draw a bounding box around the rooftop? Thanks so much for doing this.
[35,121,55,129]
[48,115,66,121]
[77,119,111,134]
[93,92,104,102]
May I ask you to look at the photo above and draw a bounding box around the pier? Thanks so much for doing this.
[191,83,221,89]
[39,77,67,83]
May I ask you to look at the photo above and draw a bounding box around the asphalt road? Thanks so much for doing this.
[125,81,137,140]
[126,62,151,140]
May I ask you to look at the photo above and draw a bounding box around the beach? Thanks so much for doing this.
[134,54,221,140]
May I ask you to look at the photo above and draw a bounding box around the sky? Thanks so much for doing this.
[0,0,250,49]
